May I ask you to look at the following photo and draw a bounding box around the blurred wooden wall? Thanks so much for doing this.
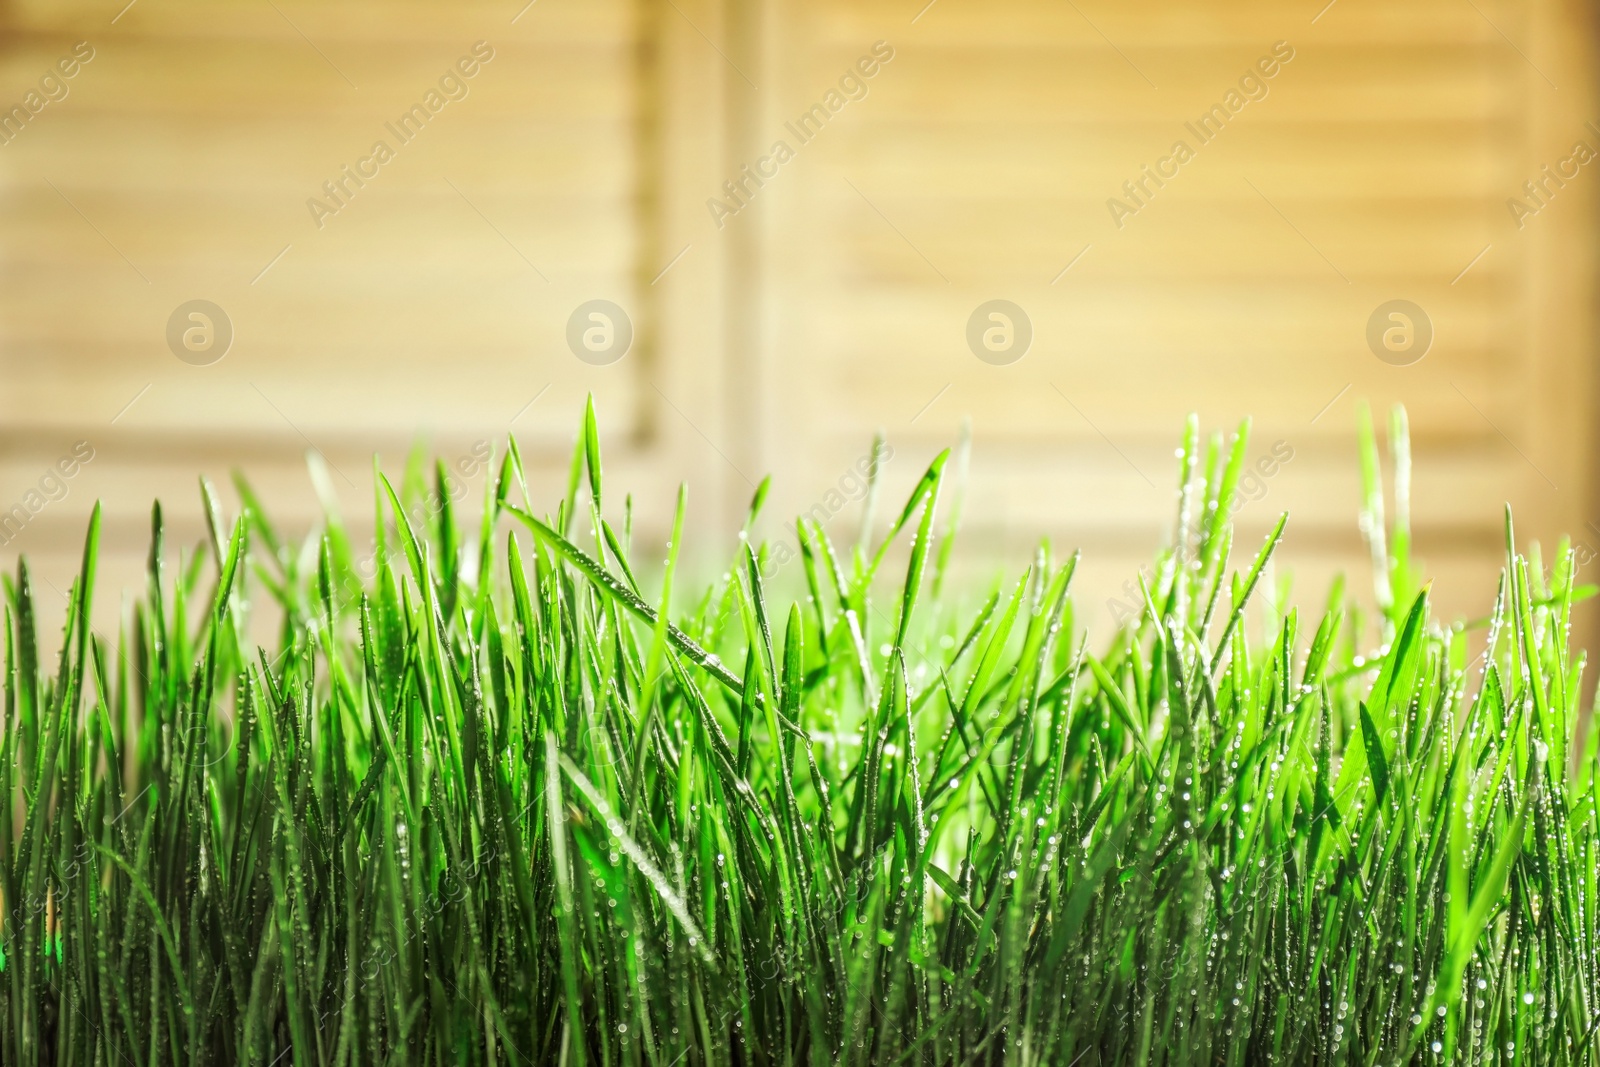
[1,0,1597,643]
[0,0,688,621]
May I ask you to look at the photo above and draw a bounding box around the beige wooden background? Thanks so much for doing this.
[1,0,1597,645]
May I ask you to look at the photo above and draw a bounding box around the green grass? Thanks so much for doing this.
[2,399,1598,1065]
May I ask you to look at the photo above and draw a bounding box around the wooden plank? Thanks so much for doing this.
[808,0,1513,47]
[7,0,630,40]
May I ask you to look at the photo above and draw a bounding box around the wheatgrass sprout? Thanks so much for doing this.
[0,401,1596,1066]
